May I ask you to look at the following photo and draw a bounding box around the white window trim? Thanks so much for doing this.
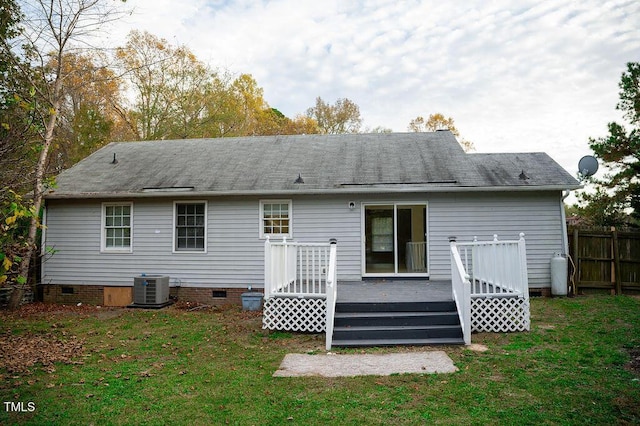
[259,199,293,239]
[172,200,208,254]
[100,202,133,253]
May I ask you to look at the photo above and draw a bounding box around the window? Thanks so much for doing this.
[260,200,292,238]
[174,202,206,252]
[102,203,132,252]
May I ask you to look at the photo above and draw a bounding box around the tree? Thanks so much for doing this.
[115,33,278,140]
[50,52,123,169]
[1,0,126,309]
[280,114,319,135]
[226,73,270,136]
[202,72,271,137]
[0,1,40,294]
[579,62,640,227]
[252,109,320,136]
[115,30,196,140]
[366,126,393,133]
[408,113,475,152]
[0,0,39,192]
[305,97,362,134]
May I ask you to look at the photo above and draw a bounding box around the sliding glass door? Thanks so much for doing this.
[364,203,428,276]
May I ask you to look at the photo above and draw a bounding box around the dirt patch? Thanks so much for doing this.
[172,300,217,311]
[626,347,640,376]
[1,302,122,319]
[0,331,84,375]
[468,343,489,352]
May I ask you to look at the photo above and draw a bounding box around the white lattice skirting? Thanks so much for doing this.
[471,297,530,332]
[262,297,327,332]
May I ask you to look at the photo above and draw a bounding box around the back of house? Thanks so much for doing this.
[41,131,579,306]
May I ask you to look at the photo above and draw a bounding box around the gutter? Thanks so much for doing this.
[44,184,583,200]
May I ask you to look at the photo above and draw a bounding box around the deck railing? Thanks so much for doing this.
[264,237,332,299]
[450,234,530,338]
[450,241,472,345]
[325,239,338,350]
[263,237,338,349]
[456,233,529,297]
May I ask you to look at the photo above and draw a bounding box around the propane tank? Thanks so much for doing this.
[551,253,568,296]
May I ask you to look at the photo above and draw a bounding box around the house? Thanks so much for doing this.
[41,131,580,311]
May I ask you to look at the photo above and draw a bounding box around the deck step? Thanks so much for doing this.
[333,324,462,340]
[334,311,460,327]
[331,337,465,347]
[336,301,456,313]
[330,300,464,348]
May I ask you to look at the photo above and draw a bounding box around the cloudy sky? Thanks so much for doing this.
[106,0,639,193]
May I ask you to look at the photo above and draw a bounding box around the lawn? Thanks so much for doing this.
[1,295,639,425]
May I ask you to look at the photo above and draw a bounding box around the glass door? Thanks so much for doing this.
[397,205,427,273]
[364,203,428,276]
[364,205,395,274]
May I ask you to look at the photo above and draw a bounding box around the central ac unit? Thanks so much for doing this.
[132,275,170,307]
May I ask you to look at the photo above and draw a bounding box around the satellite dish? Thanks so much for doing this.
[578,155,598,177]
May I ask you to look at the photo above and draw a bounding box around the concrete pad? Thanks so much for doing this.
[273,351,458,377]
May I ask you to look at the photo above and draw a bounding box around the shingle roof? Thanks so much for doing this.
[45,132,580,198]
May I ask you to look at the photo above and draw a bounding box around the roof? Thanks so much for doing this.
[45,131,580,199]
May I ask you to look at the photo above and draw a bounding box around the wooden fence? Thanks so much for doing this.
[568,227,640,294]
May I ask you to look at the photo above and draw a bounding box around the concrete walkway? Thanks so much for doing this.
[273,351,458,377]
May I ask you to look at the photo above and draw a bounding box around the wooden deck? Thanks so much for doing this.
[337,280,453,303]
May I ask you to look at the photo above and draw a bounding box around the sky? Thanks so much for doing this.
[105,0,640,200]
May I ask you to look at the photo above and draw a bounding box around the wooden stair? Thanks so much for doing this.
[331,301,464,347]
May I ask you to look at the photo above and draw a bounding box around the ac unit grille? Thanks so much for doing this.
[145,280,156,304]
[133,276,170,306]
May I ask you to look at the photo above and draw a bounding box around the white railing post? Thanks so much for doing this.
[518,233,530,330]
[450,239,471,345]
[325,238,338,351]
[264,236,272,299]
[282,237,288,292]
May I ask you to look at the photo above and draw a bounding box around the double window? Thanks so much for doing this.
[174,202,207,252]
[260,200,292,238]
[102,203,132,252]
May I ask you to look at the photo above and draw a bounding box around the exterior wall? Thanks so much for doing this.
[42,196,362,291]
[40,284,248,306]
[169,287,247,306]
[427,192,565,288]
[42,284,104,305]
[42,191,564,303]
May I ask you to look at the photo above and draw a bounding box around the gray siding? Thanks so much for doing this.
[427,192,564,287]
[43,191,564,290]
[42,196,363,288]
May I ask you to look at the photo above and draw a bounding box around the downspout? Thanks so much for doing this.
[559,190,570,255]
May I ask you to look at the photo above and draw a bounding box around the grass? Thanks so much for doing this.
[1,295,639,425]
